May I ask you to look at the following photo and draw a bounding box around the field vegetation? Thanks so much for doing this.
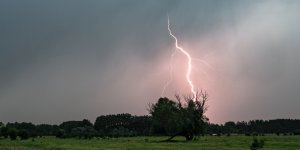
[1,135,300,150]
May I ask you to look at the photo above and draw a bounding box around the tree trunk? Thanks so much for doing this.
[162,133,181,142]
[162,132,194,142]
[185,133,194,141]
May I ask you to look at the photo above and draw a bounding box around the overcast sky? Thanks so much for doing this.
[1,0,300,124]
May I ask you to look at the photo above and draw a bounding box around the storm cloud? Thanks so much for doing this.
[0,0,300,124]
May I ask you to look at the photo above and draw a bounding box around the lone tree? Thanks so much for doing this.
[149,90,209,141]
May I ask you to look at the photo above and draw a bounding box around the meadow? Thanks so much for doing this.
[0,135,300,150]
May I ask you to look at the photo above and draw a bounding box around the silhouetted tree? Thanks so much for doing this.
[36,124,60,136]
[131,115,152,136]
[59,119,93,136]
[149,97,181,137]
[94,113,151,137]
[6,122,36,137]
[149,90,209,141]
[70,126,97,139]
[224,121,236,134]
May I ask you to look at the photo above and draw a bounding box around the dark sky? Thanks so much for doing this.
[1,0,300,124]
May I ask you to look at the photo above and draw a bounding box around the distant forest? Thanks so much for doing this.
[1,114,300,140]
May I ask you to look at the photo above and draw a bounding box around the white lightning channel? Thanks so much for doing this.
[167,16,197,100]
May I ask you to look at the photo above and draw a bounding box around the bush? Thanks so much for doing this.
[245,133,251,136]
[252,132,259,136]
[250,138,264,150]
[18,130,29,140]
[1,127,9,138]
[55,129,66,138]
[293,130,300,135]
[283,133,287,136]
[110,127,136,138]
[8,128,18,140]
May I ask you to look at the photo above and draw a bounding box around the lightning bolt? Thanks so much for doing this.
[166,16,197,100]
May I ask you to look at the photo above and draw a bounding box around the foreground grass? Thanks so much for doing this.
[0,135,300,150]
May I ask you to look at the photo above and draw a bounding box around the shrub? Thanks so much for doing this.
[8,128,18,140]
[283,133,287,136]
[245,133,251,136]
[293,130,300,135]
[252,132,258,136]
[1,127,9,138]
[250,138,265,150]
[18,130,29,140]
[55,129,66,138]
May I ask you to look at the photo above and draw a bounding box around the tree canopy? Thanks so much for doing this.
[149,91,209,141]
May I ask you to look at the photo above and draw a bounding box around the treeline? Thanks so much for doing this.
[0,114,151,140]
[1,115,300,140]
[207,119,300,135]
[0,122,60,140]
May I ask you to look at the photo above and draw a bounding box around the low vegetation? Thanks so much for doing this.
[0,135,300,150]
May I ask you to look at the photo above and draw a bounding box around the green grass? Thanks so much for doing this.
[0,135,300,150]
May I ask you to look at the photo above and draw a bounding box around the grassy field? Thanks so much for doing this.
[0,135,300,150]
